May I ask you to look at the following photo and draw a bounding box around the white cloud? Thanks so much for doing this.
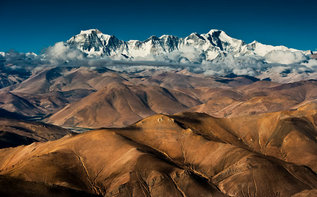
[264,50,307,64]
[44,42,84,64]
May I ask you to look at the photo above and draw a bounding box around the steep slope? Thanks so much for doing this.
[0,111,73,148]
[0,66,125,117]
[47,82,201,128]
[0,127,225,196]
[117,112,317,196]
[174,103,317,173]
[1,109,317,196]
[0,90,44,117]
[221,101,317,172]
[191,80,317,118]
[11,66,117,94]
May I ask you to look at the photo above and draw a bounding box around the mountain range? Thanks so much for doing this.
[66,29,306,63]
[1,29,317,82]
[1,29,317,196]
[1,65,317,128]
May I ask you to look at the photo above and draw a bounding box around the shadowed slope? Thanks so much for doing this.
[0,91,44,117]
[0,128,225,196]
[0,175,100,197]
[0,111,73,148]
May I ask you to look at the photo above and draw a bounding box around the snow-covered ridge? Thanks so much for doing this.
[64,28,310,65]
[2,29,316,83]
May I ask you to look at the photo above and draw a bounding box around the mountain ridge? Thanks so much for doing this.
[65,28,308,63]
[1,28,316,83]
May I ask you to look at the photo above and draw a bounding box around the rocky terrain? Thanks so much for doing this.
[1,28,317,196]
[1,65,317,128]
[0,103,317,196]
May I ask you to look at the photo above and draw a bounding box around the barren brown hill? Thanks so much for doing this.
[0,90,44,117]
[174,102,317,172]
[1,106,317,196]
[3,67,317,128]
[1,67,263,121]
[47,82,201,128]
[0,66,125,117]
[190,80,317,118]
[0,109,73,148]
[47,77,317,128]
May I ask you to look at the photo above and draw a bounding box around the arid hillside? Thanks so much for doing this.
[0,104,317,196]
[0,109,73,148]
[2,66,317,128]
[47,73,317,128]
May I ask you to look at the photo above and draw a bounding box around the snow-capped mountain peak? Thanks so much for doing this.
[79,29,102,35]
[62,29,312,67]
[207,29,222,34]
[67,29,126,57]
[2,28,316,83]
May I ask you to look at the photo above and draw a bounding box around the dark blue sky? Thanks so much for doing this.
[1,0,316,53]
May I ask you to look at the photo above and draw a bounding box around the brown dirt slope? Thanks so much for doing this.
[47,82,200,128]
[47,77,317,128]
[0,105,317,196]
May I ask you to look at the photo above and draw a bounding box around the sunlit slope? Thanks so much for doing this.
[1,105,317,196]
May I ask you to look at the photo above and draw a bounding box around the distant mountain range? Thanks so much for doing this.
[66,29,308,63]
[2,64,317,128]
[0,29,317,82]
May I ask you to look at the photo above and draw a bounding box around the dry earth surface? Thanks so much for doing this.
[0,102,317,196]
